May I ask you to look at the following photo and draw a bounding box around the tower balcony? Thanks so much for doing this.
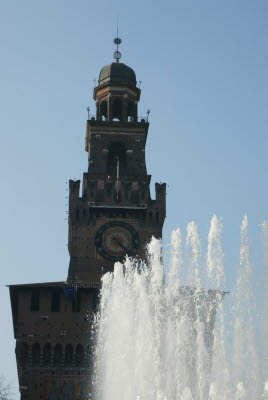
[87,114,149,124]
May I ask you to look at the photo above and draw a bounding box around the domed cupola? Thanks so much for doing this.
[99,62,137,87]
[93,36,141,123]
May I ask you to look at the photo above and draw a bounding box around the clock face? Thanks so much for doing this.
[95,221,139,262]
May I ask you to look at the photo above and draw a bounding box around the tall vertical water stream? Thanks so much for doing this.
[92,216,268,399]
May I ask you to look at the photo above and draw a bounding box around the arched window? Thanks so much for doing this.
[43,343,51,365]
[76,344,84,364]
[107,143,127,170]
[112,98,122,121]
[32,343,40,364]
[54,344,62,365]
[100,100,107,120]
[65,344,73,364]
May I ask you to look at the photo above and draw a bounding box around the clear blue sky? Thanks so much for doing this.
[1,0,268,396]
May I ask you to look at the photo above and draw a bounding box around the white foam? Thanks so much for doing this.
[93,217,267,399]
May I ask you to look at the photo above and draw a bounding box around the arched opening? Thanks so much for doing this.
[100,100,107,120]
[128,101,134,122]
[65,344,73,364]
[54,344,62,365]
[112,98,122,121]
[76,344,84,364]
[107,143,127,171]
[32,343,40,364]
[43,343,51,365]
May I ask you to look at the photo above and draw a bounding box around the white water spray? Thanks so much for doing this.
[93,216,267,399]
[232,216,259,398]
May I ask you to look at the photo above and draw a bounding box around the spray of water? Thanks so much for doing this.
[92,216,267,400]
[232,216,260,398]
[206,215,230,400]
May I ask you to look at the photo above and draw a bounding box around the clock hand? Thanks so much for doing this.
[113,236,128,252]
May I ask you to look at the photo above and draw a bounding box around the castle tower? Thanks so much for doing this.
[68,57,166,282]
[8,40,166,400]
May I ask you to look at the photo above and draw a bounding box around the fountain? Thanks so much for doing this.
[92,215,268,399]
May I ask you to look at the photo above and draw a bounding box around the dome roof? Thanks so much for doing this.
[98,62,136,86]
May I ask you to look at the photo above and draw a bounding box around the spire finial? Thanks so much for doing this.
[113,17,122,62]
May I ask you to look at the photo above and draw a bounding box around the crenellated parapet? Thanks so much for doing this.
[69,180,80,198]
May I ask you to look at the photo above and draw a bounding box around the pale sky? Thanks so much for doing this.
[1,0,268,396]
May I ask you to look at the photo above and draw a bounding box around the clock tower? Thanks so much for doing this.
[68,50,166,283]
[9,38,166,400]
